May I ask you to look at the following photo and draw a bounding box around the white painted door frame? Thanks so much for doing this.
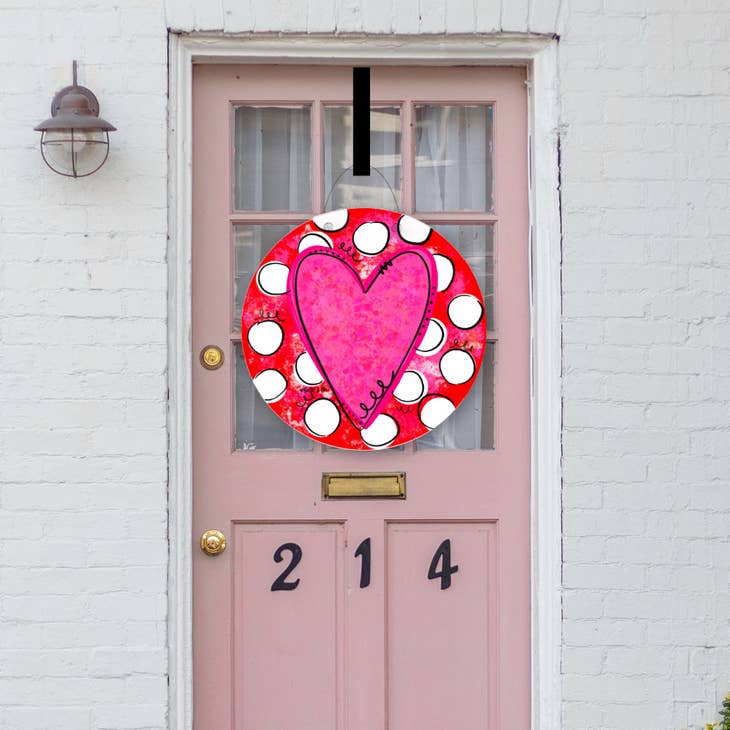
[166,31,562,730]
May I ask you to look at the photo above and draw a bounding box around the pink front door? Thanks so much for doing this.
[192,64,530,729]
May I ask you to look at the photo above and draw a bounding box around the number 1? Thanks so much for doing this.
[354,537,371,588]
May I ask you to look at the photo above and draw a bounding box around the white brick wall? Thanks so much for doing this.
[0,2,169,729]
[559,1,730,728]
[1,0,728,728]
[163,0,561,33]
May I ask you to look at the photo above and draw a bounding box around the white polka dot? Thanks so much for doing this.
[393,370,427,404]
[247,321,284,356]
[398,214,431,244]
[313,209,348,232]
[361,414,399,448]
[416,318,446,356]
[294,352,323,386]
[253,369,287,403]
[298,232,333,253]
[419,395,455,429]
[448,294,484,330]
[353,221,389,256]
[439,349,476,385]
[256,262,290,295]
[304,398,341,437]
[434,254,454,292]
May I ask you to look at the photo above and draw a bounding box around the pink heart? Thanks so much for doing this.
[290,248,437,430]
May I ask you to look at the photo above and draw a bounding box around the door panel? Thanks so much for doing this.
[233,523,344,730]
[192,64,530,730]
[387,522,497,730]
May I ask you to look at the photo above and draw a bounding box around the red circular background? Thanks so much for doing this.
[241,208,486,450]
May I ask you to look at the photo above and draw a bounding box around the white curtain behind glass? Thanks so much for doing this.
[234,106,311,211]
[323,106,402,211]
[414,105,493,211]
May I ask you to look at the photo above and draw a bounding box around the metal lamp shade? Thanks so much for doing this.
[35,86,116,178]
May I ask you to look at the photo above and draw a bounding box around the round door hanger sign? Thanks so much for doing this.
[241,208,486,450]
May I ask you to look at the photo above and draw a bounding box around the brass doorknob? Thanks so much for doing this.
[200,345,224,370]
[200,529,227,556]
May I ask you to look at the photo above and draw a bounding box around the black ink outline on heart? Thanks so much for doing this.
[289,247,437,431]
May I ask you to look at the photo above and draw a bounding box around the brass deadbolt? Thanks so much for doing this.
[200,345,224,370]
[200,529,227,556]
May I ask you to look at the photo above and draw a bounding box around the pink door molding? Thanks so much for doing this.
[192,64,530,730]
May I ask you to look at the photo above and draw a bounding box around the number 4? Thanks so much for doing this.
[428,539,459,590]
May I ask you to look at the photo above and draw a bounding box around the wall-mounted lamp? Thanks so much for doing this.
[34,61,116,178]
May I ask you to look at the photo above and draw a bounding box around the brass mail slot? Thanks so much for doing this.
[322,472,406,499]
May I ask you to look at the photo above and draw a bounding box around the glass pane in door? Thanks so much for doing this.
[417,343,495,450]
[414,104,494,212]
[431,224,495,331]
[233,224,294,329]
[233,105,312,211]
[323,106,402,210]
[234,342,312,451]
[417,225,495,450]
[233,225,311,451]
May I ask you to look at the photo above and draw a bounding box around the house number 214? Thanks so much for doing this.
[270,538,459,592]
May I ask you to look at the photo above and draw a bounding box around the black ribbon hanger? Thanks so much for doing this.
[352,67,370,176]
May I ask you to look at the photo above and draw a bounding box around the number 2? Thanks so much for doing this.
[428,538,459,590]
[271,542,302,591]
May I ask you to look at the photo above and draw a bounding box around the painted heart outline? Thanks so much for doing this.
[288,247,438,430]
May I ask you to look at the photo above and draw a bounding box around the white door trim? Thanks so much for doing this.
[167,31,562,730]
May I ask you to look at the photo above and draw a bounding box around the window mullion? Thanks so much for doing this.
[311,99,323,214]
[401,100,415,214]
